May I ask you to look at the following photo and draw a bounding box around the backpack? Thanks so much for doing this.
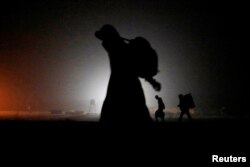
[127,37,159,78]
[184,94,196,109]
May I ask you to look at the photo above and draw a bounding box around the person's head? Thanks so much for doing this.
[95,24,121,42]
[155,95,159,99]
[178,94,184,100]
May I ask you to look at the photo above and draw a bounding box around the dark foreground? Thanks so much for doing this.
[1,119,249,166]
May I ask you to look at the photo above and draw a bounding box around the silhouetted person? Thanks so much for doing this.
[89,99,96,113]
[178,94,193,122]
[95,24,153,124]
[155,95,165,122]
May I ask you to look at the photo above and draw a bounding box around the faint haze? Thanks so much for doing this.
[0,1,247,115]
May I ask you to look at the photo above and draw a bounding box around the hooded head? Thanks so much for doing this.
[95,24,121,42]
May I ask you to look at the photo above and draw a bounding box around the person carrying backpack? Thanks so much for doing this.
[177,93,195,122]
[95,24,162,124]
[96,24,163,124]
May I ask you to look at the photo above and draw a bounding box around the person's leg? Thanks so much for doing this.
[178,111,184,122]
[186,110,193,121]
[161,112,165,122]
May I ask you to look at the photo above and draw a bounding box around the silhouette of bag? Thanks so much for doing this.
[185,94,196,109]
[126,37,159,78]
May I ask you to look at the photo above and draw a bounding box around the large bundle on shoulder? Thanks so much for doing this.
[124,37,159,79]
[184,93,196,109]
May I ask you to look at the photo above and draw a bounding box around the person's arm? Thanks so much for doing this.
[145,77,161,91]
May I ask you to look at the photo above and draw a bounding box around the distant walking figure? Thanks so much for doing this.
[178,94,195,122]
[89,99,96,113]
[155,95,165,122]
[95,24,160,124]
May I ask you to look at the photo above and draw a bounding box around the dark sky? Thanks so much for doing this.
[0,0,248,113]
